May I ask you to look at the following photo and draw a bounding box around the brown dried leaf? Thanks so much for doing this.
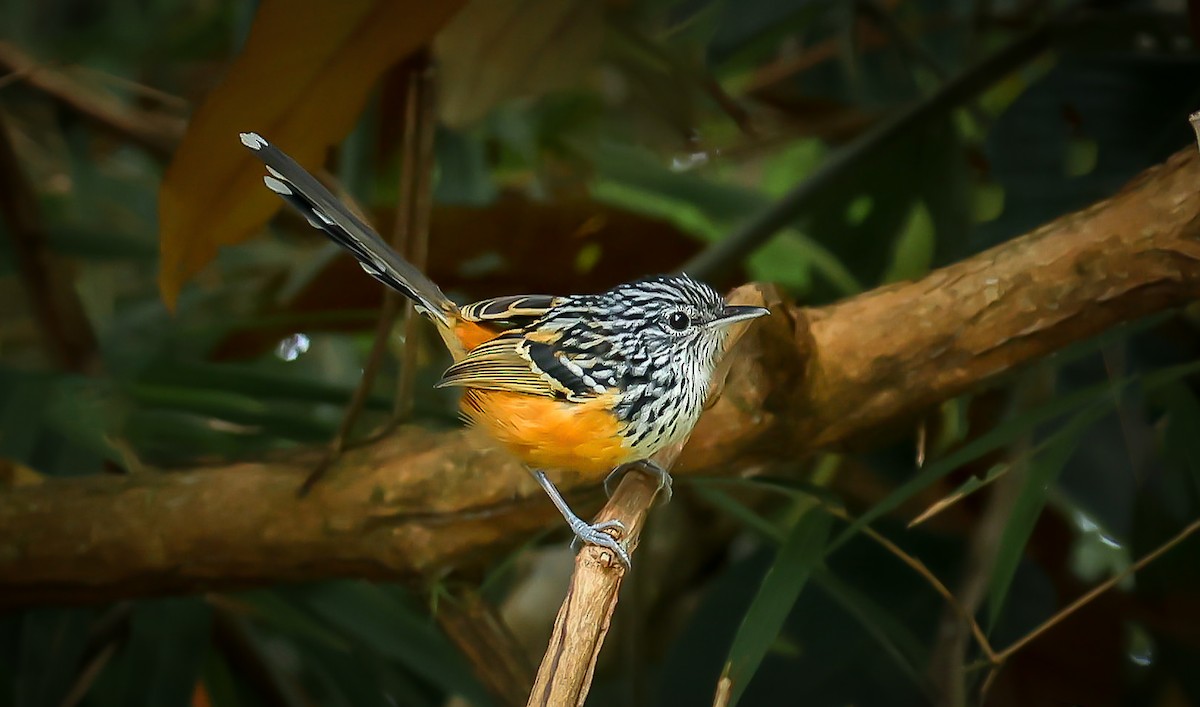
[434,0,605,128]
[157,0,465,308]
[0,458,44,488]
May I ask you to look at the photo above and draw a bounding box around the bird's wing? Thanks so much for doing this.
[437,329,611,400]
[460,295,561,328]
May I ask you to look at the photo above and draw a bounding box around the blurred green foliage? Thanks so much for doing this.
[2,0,1200,705]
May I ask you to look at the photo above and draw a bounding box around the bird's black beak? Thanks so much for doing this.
[710,305,770,328]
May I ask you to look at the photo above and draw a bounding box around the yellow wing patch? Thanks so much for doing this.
[437,335,561,397]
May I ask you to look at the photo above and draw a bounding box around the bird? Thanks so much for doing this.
[239,132,769,567]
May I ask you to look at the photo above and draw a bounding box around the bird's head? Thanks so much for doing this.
[604,274,769,377]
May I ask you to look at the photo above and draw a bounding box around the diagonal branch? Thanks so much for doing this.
[0,41,185,159]
[2,144,1200,608]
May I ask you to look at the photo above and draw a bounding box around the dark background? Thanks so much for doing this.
[2,1,1200,705]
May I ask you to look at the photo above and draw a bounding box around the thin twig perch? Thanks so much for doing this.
[528,293,769,706]
[527,471,657,707]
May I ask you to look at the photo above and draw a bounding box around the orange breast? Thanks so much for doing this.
[461,389,634,476]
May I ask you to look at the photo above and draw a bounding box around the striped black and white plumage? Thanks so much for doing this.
[482,274,735,457]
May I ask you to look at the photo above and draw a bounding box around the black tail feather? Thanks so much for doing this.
[240,132,456,328]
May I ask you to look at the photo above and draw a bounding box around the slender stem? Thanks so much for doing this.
[830,507,998,663]
[298,293,401,495]
[857,0,991,127]
[967,517,1200,703]
[210,603,308,707]
[394,54,437,423]
[436,587,535,707]
[300,51,433,494]
[1003,516,1199,662]
[0,41,183,158]
[0,110,99,372]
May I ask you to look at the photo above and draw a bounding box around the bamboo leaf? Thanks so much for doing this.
[296,582,492,706]
[813,569,931,696]
[692,484,785,542]
[717,500,831,707]
[986,409,1096,627]
[829,361,1200,552]
[1157,381,1200,501]
[700,485,934,697]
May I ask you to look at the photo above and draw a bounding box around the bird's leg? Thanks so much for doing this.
[603,459,673,504]
[531,469,631,568]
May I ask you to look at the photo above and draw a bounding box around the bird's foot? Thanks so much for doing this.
[604,460,673,504]
[568,517,631,568]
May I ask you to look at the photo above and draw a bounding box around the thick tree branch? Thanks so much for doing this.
[3,146,1200,608]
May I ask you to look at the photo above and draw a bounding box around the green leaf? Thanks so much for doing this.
[128,383,336,440]
[699,485,931,697]
[760,140,827,199]
[692,484,784,542]
[0,369,53,464]
[1157,382,1200,502]
[295,582,491,706]
[986,409,1094,628]
[43,376,131,466]
[829,359,1200,613]
[138,359,392,411]
[813,568,931,696]
[14,608,95,707]
[970,181,1005,223]
[1063,135,1099,177]
[718,500,831,707]
[882,201,935,283]
[747,233,863,295]
[200,646,242,707]
[584,140,859,295]
[89,598,213,707]
[829,362,1184,553]
[297,638,436,707]
[433,128,497,206]
[240,590,352,651]
[690,475,847,511]
[1047,313,1172,370]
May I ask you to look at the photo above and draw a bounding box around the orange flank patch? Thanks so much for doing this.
[454,319,502,351]
[462,389,633,475]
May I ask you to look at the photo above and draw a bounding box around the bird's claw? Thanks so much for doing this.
[569,518,631,568]
[604,461,673,504]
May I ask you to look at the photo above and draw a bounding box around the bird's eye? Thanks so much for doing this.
[666,311,691,331]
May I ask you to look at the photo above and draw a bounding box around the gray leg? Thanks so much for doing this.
[532,469,631,568]
[603,459,673,504]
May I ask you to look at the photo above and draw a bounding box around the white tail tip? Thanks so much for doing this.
[263,175,292,196]
[240,132,267,150]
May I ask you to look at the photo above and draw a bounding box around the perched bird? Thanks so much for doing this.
[240,132,768,567]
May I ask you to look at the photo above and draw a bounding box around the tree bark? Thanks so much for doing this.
[3,146,1200,608]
